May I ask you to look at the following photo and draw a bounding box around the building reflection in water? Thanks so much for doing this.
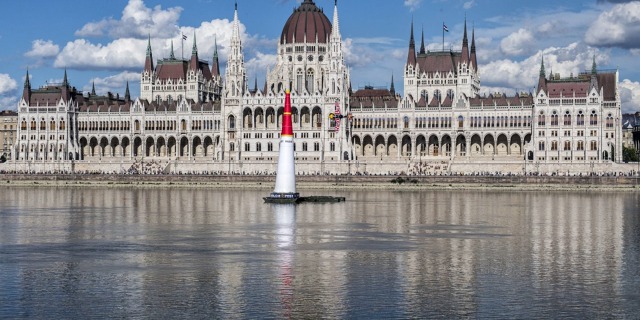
[0,187,638,318]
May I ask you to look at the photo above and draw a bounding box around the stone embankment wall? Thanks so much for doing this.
[1,173,639,187]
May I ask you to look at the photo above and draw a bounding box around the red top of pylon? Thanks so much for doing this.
[281,90,293,137]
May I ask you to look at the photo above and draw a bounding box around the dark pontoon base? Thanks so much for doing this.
[263,195,346,204]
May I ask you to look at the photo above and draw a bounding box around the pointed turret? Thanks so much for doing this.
[537,55,547,95]
[590,54,599,90]
[125,81,131,102]
[419,27,426,55]
[61,69,70,101]
[189,32,199,71]
[144,35,154,73]
[461,18,470,65]
[22,69,31,103]
[170,40,175,59]
[470,26,477,69]
[211,37,220,77]
[91,81,96,96]
[406,19,417,67]
[390,74,396,96]
[332,0,341,39]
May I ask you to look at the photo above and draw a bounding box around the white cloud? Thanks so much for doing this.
[75,0,182,39]
[404,0,422,12]
[481,43,606,92]
[0,74,17,95]
[85,71,140,96]
[246,52,277,78]
[463,0,476,10]
[24,40,60,59]
[585,2,640,48]
[0,96,18,111]
[619,79,640,113]
[55,17,243,72]
[500,28,535,56]
[54,38,146,70]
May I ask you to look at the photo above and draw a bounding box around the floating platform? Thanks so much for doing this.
[263,195,346,204]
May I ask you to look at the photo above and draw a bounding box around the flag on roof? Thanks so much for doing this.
[443,23,449,32]
[182,34,187,40]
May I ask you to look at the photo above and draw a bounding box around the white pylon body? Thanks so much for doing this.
[273,135,296,194]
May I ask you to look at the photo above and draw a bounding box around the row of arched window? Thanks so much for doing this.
[538,140,598,151]
[536,110,610,127]
[21,118,66,131]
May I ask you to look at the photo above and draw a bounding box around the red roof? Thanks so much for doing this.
[281,0,331,44]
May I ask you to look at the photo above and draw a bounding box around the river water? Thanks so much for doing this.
[0,186,639,319]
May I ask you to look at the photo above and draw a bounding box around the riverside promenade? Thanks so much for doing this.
[2,173,639,191]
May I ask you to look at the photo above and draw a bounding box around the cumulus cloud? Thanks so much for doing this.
[481,42,607,92]
[75,0,182,39]
[404,0,422,12]
[56,16,243,72]
[25,40,60,59]
[585,2,640,48]
[246,52,277,78]
[619,79,640,113]
[85,71,140,96]
[54,38,147,70]
[0,74,17,95]
[500,28,536,56]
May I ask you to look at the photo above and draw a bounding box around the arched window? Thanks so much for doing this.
[563,111,571,126]
[434,90,442,102]
[447,89,454,101]
[577,111,585,125]
[306,68,314,93]
[590,111,598,125]
[228,115,236,129]
[538,111,545,126]
[458,115,464,128]
[296,69,303,93]
[421,90,428,102]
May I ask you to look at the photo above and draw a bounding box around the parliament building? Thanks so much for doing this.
[11,0,625,175]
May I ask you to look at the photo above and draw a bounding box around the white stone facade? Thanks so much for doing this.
[9,1,624,175]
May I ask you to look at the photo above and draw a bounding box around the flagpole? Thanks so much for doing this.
[181,35,184,60]
[442,22,445,51]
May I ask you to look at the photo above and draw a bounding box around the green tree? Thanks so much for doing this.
[622,146,639,163]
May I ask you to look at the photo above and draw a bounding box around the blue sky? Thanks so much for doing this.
[1,0,639,113]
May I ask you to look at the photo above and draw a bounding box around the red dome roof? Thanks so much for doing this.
[280,0,332,45]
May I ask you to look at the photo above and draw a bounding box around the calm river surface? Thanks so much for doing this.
[0,186,639,319]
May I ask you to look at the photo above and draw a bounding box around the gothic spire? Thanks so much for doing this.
[22,69,31,103]
[406,19,416,66]
[390,73,395,95]
[537,55,547,94]
[211,37,220,77]
[470,25,477,69]
[63,68,68,86]
[144,35,154,72]
[461,18,470,65]
[591,54,597,75]
[125,81,131,101]
[419,26,425,54]
[91,81,96,96]
[170,40,175,59]
[24,68,30,89]
[191,31,198,55]
[332,0,341,39]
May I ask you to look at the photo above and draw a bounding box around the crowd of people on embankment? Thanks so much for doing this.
[0,168,639,177]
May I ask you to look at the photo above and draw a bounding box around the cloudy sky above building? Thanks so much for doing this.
[1,0,640,113]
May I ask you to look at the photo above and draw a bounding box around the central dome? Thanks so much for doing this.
[280,0,332,44]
